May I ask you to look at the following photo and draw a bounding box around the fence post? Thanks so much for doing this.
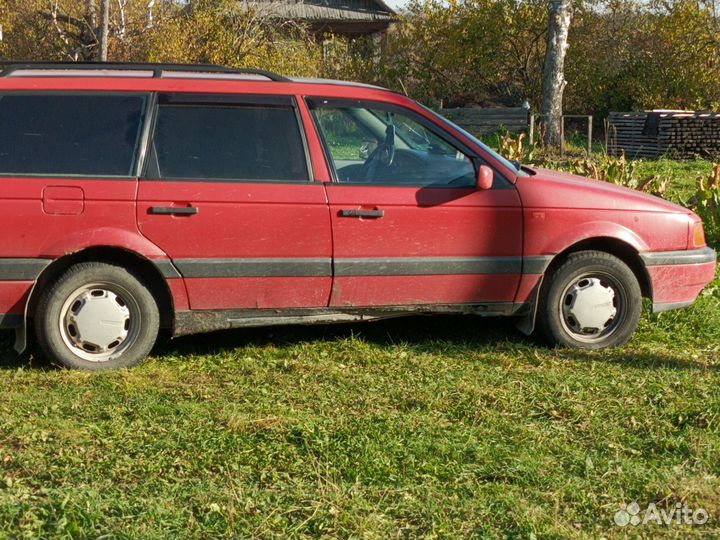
[529,114,535,144]
[587,115,593,155]
[560,115,565,157]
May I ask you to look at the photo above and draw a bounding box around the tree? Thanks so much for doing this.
[541,0,572,146]
[148,0,323,76]
[0,0,177,62]
[99,0,109,60]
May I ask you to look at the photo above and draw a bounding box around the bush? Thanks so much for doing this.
[498,132,536,164]
[690,164,720,245]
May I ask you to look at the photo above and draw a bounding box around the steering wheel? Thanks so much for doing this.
[359,123,396,181]
[359,143,395,180]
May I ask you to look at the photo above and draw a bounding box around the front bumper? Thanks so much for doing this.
[640,247,717,313]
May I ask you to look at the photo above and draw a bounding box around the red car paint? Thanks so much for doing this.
[516,168,716,307]
[0,71,715,347]
[325,185,522,306]
[137,181,333,310]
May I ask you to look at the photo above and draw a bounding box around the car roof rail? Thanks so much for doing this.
[0,61,291,82]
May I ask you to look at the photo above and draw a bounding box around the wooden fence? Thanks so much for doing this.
[438,107,529,136]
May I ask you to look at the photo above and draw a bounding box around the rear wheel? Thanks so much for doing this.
[34,262,159,370]
[538,251,642,349]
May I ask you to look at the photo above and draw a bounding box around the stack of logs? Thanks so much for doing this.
[608,111,720,160]
[662,114,720,158]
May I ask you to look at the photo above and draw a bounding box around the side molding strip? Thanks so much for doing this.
[169,256,546,278]
[334,257,522,276]
[640,247,716,266]
[0,256,556,283]
[152,259,183,279]
[0,259,52,281]
[523,255,554,274]
[174,258,332,278]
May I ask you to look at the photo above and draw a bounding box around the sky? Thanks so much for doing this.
[384,0,406,9]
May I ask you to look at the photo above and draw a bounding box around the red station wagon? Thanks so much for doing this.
[0,62,715,370]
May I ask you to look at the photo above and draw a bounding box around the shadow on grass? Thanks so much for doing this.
[164,315,522,352]
[0,331,53,371]
[161,315,718,373]
[0,315,715,372]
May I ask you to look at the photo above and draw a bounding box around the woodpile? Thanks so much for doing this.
[661,114,720,159]
[607,112,660,158]
[608,111,720,160]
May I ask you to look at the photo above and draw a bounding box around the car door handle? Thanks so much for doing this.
[339,209,384,218]
[149,206,199,216]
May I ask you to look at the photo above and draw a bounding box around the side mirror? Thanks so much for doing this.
[477,165,494,190]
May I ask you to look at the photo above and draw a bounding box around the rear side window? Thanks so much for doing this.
[148,102,309,182]
[0,93,147,176]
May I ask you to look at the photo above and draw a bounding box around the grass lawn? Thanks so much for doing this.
[482,131,715,200]
[0,145,718,538]
[634,158,714,199]
[0,269,718,539]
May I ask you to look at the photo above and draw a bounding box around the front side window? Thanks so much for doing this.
[312,102,476,186]
[148,102,309,182]
[0,93,146,176]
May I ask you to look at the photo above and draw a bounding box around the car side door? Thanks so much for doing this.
[137,93,332,311]
[308,98,523,310]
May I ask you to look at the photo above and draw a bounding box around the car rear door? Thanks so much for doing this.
[137,93,332,311]
[307,98,523,310]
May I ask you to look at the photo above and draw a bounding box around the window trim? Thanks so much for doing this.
[0,90,151,180]
[159,93,294,107]
[306,97,513,189]
[135,92,159,178]
[141,94,314,185]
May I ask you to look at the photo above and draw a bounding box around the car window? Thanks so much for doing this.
[420,103,527,177]
[313,105,476,186]
[149,104,309,182]
[0,93,146,176]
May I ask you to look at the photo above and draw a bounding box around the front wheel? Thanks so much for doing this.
[538,251,642,349]
[34,262,160,370]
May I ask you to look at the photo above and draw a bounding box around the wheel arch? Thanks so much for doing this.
[516,236,652,337]
[544,236,652,299]
[20,246,175,352]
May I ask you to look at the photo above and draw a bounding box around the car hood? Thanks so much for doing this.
[518,166,691,214]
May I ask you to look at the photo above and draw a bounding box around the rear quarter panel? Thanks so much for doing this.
[0,177,189,316]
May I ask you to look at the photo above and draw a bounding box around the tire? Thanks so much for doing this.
[537,250,642,349]
[34,262,160,370]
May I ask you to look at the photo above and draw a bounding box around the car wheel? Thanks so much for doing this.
[538,250,642,349]
[34,262,160,370]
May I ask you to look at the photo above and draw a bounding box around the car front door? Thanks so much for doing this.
[308,98,523,310]
[137,93,332,311]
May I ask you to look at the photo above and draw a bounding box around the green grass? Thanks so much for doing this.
[326,139,363,161]
[0,272,719,539]
[1,141,718,538]
[482,130,714,202]
[635,158,713,199]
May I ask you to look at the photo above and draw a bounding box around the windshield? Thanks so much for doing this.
[420,104,528,177]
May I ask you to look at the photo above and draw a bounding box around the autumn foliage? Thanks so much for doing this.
[0,0,718,119]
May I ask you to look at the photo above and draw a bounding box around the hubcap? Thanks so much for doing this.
[59,283,140,362]
[560,275,624,341]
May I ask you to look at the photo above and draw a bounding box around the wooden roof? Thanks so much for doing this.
[241,0,396,34]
